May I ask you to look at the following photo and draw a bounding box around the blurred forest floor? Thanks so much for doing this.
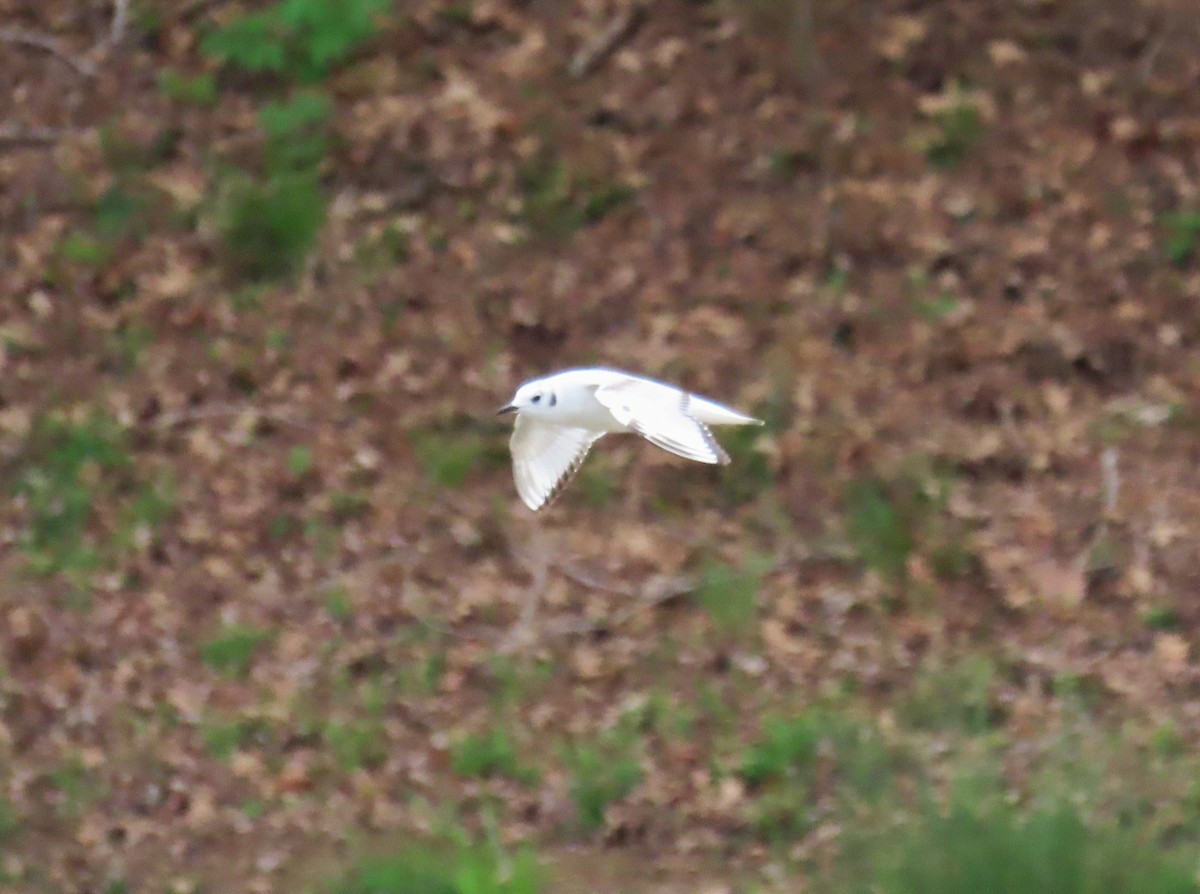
[4,0,1200,891]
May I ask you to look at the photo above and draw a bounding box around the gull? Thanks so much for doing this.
[496,368,763,511]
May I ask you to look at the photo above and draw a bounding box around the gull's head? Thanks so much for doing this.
[496,378,558,419]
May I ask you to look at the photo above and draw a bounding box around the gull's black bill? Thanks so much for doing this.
[496,404,517,416]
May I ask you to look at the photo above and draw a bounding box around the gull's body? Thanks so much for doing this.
[497,368,762,511]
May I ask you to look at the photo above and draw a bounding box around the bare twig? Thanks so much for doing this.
[556,560,639,598]
[1101,447,1120,519]
[103,0,131,51]
[568,0,649,79]
[150,404,316,431]
[0,124,62,145]
[0,28,98,78]
[540,574,696,639]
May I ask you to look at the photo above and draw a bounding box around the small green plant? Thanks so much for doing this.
[845,478,913,583]
[718,425,772,504]
[562,742,643,833]
[260,90,331,172]
[324,719,387,771]
[831,788,1200,894]
[0,796,20,844]
[741,711,825,786]
[200,716,268,759]
[411,428,488,488]
[741,707,899,838]
[515,150,635,238]
[576,462,616,508]
[105,319,155,373]
[330,842,540,894]
[451,728,538,785]
[694,554,771,630]
[202,0,390,82]
[580,180,635,223]
[1163,211,1200,267]
[48,757,100,818]
[326,586,353,621]
[14,413,169,579]
[845,463,970,587]
[923,99,984,170]
[287,444,315,477]
[159,68,218,105]
[58,231,114,268]
[914,290,963,322]
[217,170,325,281]
[201,624,272,677]
[1143,604,1180,631]
[740,709,831,839]
[93,183,149,239]
[898,654,997,734]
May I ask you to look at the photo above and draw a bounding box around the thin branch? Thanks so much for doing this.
[0,124,62,145]
[568,1,649,79]
[1101,447,1120,519]
[149,404,316,432]
[0,28,98,79]
[104,0,131,51]
[539,575,696,639]
[555,560,639,598]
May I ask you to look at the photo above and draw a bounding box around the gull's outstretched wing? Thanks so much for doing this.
[510,416,604,511]
[595,380,729,465]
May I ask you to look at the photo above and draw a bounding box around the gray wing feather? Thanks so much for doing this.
[595,381,729,465]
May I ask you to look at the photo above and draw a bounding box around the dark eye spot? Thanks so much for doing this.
[531,394,541,403]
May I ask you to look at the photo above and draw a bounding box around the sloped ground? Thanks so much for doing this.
[4,0,1200,891]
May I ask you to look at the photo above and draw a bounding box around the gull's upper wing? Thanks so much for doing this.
[594,379,729,465]
[510,415,604,511]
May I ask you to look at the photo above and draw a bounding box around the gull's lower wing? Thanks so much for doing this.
[594,380,729,465]
[510,416,604,511]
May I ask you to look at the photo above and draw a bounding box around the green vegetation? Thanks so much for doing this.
[14,413,172,580]
[325,719,388,771]
[200,0,384,281]
[159,68,218,106]
[1143,603,1180,631]
[845,462,971,588]
[516,150,636,239]
[48,757,101,818]
[0,797,20,846]
[898,654,999,734]
[1163,210,1200,267]
[831,788,1200,894]
[741,706,900,838]
[718,425,772,504]
[562,739,643,833]
[287,444,315,477]
[694,554,771,630]
[845,477,914,583]
[451,728,538,785]
[202,0,390,82]
[200,716,270,760]
[55,183,151,274]
[200,623,273,677]
[216,169,326,282]
[329,841,540,894]
[741,710,824,786]
[260,91,332,173]
[412,426,496,489]
[923,96,985,170]
[575,462,617,508]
